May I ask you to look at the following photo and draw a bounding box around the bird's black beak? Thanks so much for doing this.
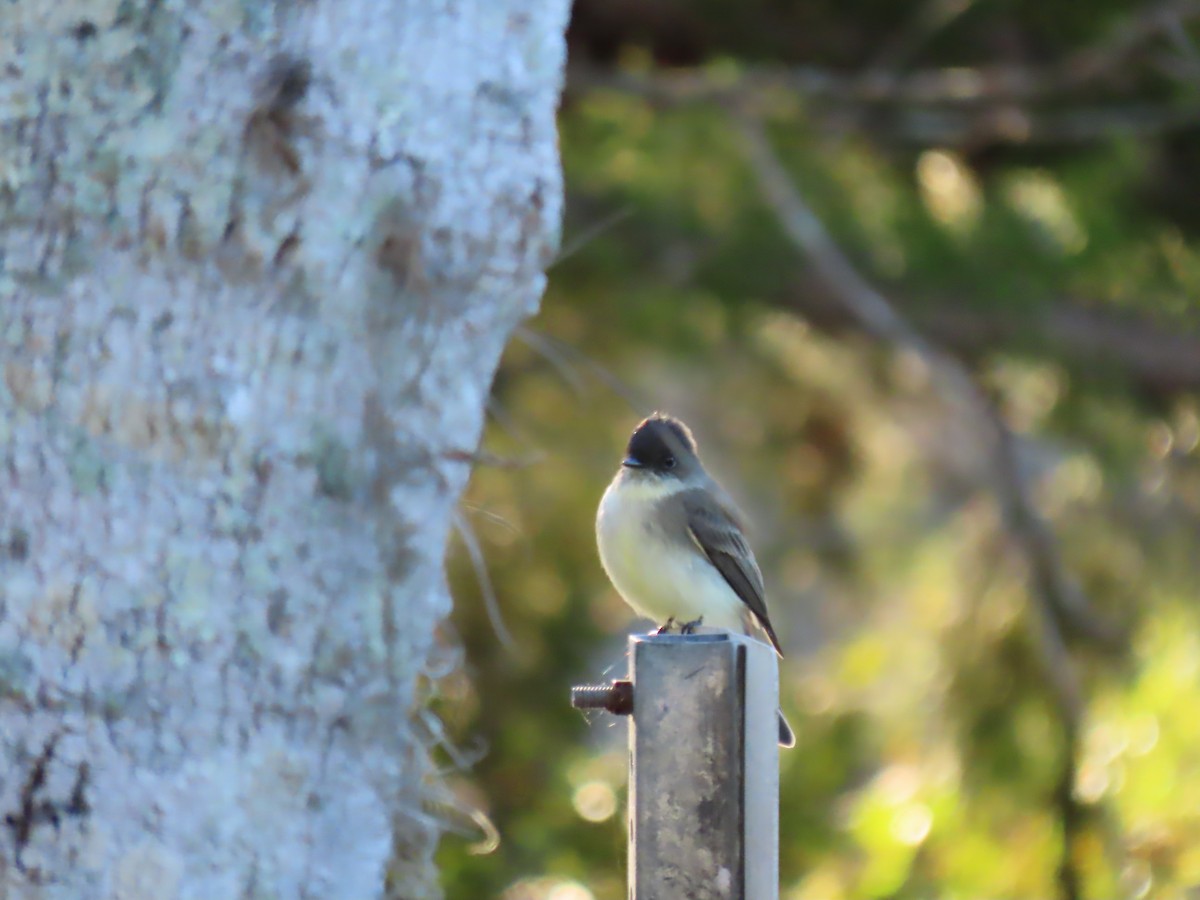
[622,456,646,468]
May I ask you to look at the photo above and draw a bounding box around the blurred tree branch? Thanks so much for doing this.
[571,0,1200,102]
[737,114,1124,900]
[737,115,1125,649]
[864,0,979,77]
[786,280,1200,397]
[568,0,1200,147]
[566,2,1200,398]
[572,62,1200,145]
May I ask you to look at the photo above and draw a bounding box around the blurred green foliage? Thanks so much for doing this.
[437,2,1200,897]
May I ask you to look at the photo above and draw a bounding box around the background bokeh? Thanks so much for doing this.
[437,2,1200,897]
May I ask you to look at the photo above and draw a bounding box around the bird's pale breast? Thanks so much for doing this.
[596,478,746,632]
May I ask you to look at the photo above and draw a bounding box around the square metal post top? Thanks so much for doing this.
[627,632,780,900]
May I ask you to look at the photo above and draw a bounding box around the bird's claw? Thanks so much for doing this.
[655,617,676,635]
[680,616,704,635]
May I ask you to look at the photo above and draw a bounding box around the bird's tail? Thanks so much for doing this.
[778,709,795,748]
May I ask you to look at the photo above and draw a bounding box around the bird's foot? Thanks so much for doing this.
[680,616,704,635]
[654,617,676,636]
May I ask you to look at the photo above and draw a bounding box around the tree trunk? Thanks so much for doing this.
[0,2,567,897]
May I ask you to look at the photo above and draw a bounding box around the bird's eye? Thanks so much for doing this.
[663,456,676,469]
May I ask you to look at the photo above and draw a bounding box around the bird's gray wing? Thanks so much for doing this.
[678,489,783,656]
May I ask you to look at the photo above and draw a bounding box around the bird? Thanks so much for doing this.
[596,413,795,747]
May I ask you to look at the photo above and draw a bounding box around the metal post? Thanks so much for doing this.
[627,633,779,900]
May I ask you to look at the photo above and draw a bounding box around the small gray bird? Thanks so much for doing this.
[596,413,795,748]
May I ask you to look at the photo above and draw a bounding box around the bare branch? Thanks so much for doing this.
[512,327,650,410]
[737,114,1125,650]
[864,0,978,76]
[571,0,1200,108]
[739,117,958,364]
[570,60,1200,146]
[417,784,501,856]
[568,0,1200,150]
[785,280,1200,398]
[440,446,545,469]
[452,510,517,653]
[512,325,589,396]
[550,206,633,270]
[864,101,1200,146]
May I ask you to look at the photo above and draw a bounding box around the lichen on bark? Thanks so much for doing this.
[0,1,568,896]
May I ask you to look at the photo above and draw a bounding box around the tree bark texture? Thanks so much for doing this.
[0,1,568,897]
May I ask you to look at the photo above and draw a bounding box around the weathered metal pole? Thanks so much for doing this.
[575,632,781,899]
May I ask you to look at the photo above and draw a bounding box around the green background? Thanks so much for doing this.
[438,2,1200,897]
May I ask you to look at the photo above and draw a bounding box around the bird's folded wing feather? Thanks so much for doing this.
[680,489,783,655]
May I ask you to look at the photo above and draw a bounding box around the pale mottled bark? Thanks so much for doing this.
[0,1,567,897]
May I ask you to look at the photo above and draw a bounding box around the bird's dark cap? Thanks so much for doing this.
[623,413,697,470]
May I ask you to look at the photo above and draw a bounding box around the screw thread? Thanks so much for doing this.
[571,680,633,715]
[571,685,614,709]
